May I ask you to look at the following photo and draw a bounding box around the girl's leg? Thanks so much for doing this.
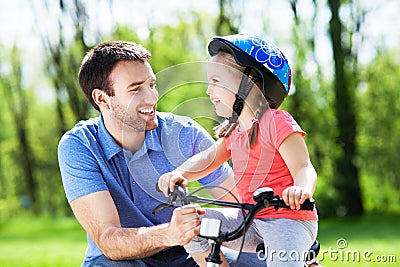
[221,247,267,267]
[256,219,318,267]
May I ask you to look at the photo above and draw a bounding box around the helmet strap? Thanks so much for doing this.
[229,67,260,123]
[213,68,260,139]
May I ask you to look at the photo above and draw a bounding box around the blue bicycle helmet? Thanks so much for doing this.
[208,34,291,108]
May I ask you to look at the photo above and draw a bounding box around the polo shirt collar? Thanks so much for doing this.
[98,115,122,161]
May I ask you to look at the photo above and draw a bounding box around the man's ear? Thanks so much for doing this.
[92,89,110,110]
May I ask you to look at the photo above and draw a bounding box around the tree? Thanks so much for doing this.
[37,0,95,136]
[327,0,363,216]
[279,0,340,217]
[358,50,400,213]
[2,46,38,213]
[216,0,240,35]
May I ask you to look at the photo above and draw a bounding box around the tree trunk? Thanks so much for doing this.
[327,0,363,216]
[216,0,239,36]
[4,47,38,213]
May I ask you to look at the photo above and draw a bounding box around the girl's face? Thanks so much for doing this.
[206,54,242,118]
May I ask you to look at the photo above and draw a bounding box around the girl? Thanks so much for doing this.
[158,34,318,267]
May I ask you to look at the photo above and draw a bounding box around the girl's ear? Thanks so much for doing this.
[92,89,111,110]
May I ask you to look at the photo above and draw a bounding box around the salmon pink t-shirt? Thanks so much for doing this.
[224,109,317,220]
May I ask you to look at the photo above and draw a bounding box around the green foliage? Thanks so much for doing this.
[284,7,339,216]
[357,50,400,214]
[0,1,399,220]
[155,62,219,133]
[29,99,72,216]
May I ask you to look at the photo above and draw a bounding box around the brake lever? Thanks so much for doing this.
[152,184,187,215]
[152,193,177,215]
[152,203,172,215]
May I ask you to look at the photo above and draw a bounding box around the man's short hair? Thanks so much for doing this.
[78,40,151,110]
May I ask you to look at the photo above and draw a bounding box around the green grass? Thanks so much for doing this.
[0,214,398,266]
[0,215,86,267]
[316,214,400,266]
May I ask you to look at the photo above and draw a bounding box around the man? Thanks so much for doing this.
[58,40,261,267]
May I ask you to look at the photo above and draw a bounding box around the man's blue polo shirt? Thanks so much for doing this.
[58,112,230,266]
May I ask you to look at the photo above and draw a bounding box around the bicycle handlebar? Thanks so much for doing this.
[153,183,316,266]
[153,184,315,229]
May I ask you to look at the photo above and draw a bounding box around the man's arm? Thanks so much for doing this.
[70,190,204,260]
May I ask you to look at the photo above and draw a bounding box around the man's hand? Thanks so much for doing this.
[282,186,313,210]
[165,205,205,246]
[158,171,188,197]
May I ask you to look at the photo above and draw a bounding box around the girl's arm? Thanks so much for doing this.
[279,133,317,210]
[158,138,231,197]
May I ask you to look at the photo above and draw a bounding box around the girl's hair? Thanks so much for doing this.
[212,52,269,147]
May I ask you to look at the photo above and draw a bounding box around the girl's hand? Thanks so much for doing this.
[282,186,313,210]
[158,171,188,197]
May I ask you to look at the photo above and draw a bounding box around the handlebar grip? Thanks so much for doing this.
[299,199,315,210]
[280,199,315,210]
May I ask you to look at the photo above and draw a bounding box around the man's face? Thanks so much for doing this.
[109,60,159,132]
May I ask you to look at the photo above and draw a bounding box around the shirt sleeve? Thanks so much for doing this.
[273,110,306,149]
[223,135,232,154]
[58,133,108,203]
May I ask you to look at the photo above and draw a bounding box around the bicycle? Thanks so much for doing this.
[153,184,321,267]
